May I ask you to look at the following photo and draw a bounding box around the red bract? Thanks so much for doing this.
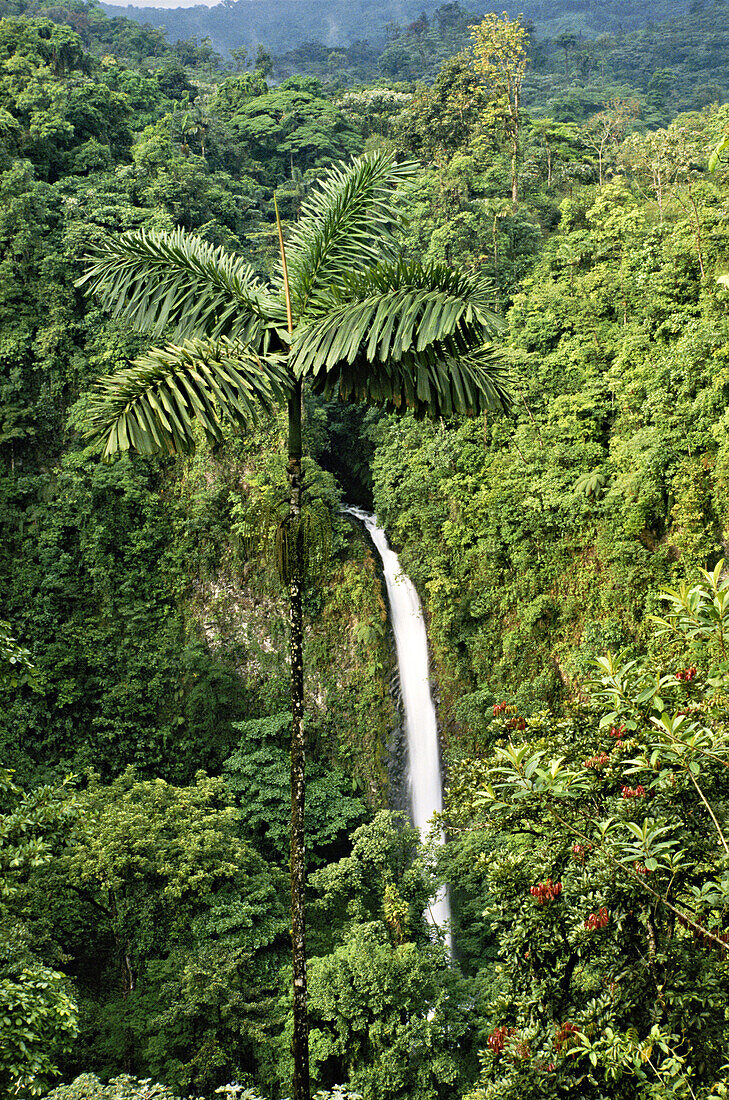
[530,878,563,904]
[507,715,527,730]
[487,1025,513,1055]
[585,906,609,931]
[621,785,646,799]
[555,1021,579,1052]
[676,667,697,682]
[493,701,517,717]
[609,724,626,739]
[584,752,610,769]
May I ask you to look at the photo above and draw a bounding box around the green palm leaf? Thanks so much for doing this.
[284,151,417,315]
[84,337,291,460]
[290,259,508,415]
[293,260,501,368]
[78,229,280,344]
[312,344,510,417]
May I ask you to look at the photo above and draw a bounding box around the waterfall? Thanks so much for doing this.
[345,507,452,952]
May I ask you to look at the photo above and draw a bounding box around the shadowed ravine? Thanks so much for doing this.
[345,506,452,952]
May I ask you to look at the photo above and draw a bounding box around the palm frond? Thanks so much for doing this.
[83,337,291,460]
[290,259,509,415]
[235,482,331,588]
[275,504,332,587]
[284,151,417,315]
[311,344,511,418]
[293,260,502,370]
[78,229,281,344]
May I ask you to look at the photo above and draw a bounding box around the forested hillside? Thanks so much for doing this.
[2,0,729,1097]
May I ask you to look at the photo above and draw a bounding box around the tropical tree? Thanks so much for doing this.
[470,12,528,208]
[582,96,640,187]
[78,150,511,1100]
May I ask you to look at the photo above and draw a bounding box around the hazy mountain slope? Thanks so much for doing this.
[99,0,444,52]
[99,0,690,55]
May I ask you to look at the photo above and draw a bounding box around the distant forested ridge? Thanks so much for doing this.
[96,0,690,56]
[98,0,448,54]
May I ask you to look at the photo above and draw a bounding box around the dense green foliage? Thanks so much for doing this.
[0,769,78,1096]
[3,1,729,1097]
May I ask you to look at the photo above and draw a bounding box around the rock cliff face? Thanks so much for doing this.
[188,515,397,805]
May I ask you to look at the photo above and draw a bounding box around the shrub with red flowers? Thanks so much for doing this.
[443,564,729,1099]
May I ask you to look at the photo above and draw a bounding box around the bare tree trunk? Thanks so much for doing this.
[687,181,706,279]
[492,216,499,282]
[511,145,518,208]
[510,96,519,209]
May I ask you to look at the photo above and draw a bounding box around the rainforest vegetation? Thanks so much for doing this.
[2,0,729,1096]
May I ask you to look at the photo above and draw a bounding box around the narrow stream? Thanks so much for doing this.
[345,507,452,952]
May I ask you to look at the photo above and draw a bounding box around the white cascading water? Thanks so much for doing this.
[345,507,452,953]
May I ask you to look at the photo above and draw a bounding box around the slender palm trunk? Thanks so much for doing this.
[276,198,310,1100]
[288,381,310,1100]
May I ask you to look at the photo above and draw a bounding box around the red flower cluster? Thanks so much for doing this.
[493,701,516,717]
[585,907,609,931]
[634,861,650,876]
[507,716,527,730]
[555,1021,579,1052]
[530,879,562,904]
[583,752,610,769]
[609,724,626,740]
[487,1025,514,1055]
[621,784,646,799]
[571,842,586,862]
[676,666,697,682]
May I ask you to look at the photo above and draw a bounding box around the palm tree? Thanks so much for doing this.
[79,150,510,1100]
